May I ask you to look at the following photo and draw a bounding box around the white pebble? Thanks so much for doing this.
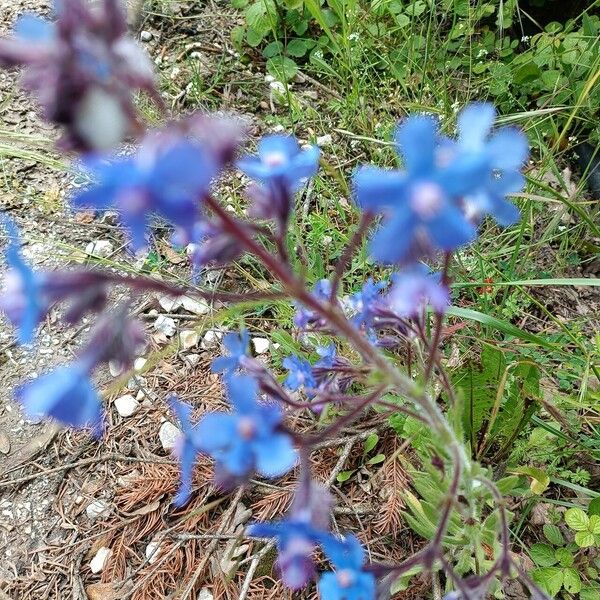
[252,337,270,355]
[85,239,114,258]
[86,499,110,519]
[158,294,182,312]
[316,134,333,147]
[159,421,181,451]
[145,540,161,564]
[154,315,177,337]
[90,547,112,573]
[140,30,153,42]
[114,394,140,418]
[180,295,210,315]
[179,329,199,351]
[134,357,147,372]
[201,330,223,350]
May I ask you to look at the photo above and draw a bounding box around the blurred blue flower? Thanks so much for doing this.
[238,135,320,192]
[73,138,216,250]
[456,103,528,226]
[168,396,202,507]
[17,364,103,437]
[211,330,250,378]
[248,520,320,589]
[318,534,375,600]
[354,113,490,263]
[388,266,449,317]
[347,279,387,329]
[196,375,296,482]
[315,344,337,369]
[283,355,316,392]
[0,218,45,344]
[294,279,331,329]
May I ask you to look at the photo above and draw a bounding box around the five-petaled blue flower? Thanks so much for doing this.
[294,279,332,329]
[17,363,103,437]
[354,114,486,264]
[454,103,528,226]
[347,279,387,330]
[318,534,376,600]
[196,375,296,483]
[388,266,449,318]
[238,135,320,192]
[248,520,320,590]
[211,330,250,378]
[315,344,337,369]
[72,136,216,250]
[283,355,316,392]
[168,396,202,507]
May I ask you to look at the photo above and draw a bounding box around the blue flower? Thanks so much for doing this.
[16,364,103,437]
[456,103,528,226]
[196,375,296,482]
[387,265,449,317]
[238,135,320,192]
[347,279,387,329]
[211,331,250,377]
[354,113,489,264]
[283,355,316,392]
[168,396,202,507]
[72,137,216,250]
[249,520,320,589]
[0,219,45,344]
[315,344,337,369]
[318,534,376,600]
[294,279,331,329]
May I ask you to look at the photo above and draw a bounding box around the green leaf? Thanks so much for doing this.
[336,470,354,483]
[366,453,386,466]
[364,433,379,454]
[575,531,595,548]
[514,62,542,84]
[543,524,565,546]
[555,547,574,568]
[283,0,303,9]
[394,13,410,27]
[589,497,600,517]
[246,27,266,47]
[589,515,600,534]
[286,39,311,57]
[263,40,284,58]
[581,587,600,600]
[532,567,563,597]
[563,568,582,594]
[266,56,298,82]
[530,543,558,567]
[565,507,589,531]
[511,466,550,495]
[496,475,520,495]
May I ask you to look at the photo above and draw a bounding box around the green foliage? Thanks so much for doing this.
[530,503,600,598]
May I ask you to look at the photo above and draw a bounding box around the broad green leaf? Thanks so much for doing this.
[589,515,600,534]
[496,475,520,495]
[575,531,595,548]
[246,27,266,47]
[336,469,354,483]
[266,56,298,82]
[563,568,582,594]
[581,587,600,600]
[263,40,284,58]
[589,497,600,517]
[565,507,589,531]
[532,567,563,597]
[286,39,312,57]
[366,453,386,466]
[363,433,379,454]
[510,466,550,495]
[514,62,542,84]
[543,523,565,546]
[555,547,574,568]
[530,543,558,567]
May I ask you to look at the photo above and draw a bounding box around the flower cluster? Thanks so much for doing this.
[0,0,161,152]
[0,5,541,597]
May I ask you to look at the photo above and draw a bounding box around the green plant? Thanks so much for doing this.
[530,505,600,598]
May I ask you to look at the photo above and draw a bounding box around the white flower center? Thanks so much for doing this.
[410,182,443,219]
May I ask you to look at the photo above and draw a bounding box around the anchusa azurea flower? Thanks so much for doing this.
[294,279,333,329]
[347,278,387,331]
[72,123,223,250]
[0,0,160,152]
[195,375,297,487]
[387,265,449,318]
[283,354,317,393]
[211,330,251,378]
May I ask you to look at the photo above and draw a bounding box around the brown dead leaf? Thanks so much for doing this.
[5,424,60,470]
[122,498,162,517]
[159,240,185,264]
[74,210,96,224]
[86,582,122,600]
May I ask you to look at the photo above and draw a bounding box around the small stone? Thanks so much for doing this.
[184,354,201,369]
[180,330,199,350]
[145,540,161,564]
[85,239,114,258]
[159,421,181,451]
[86,499,110,519]
[316,134,333,147]
[134,357,147,372]
[201,330,223,350]
[180,296,210,315]
[140,30,153,42]
[158,294,182,312]
[114,394,140,418]
[252,337,270,355]
[197,589,214,600]
[100,211,119,225]
[90,547,112,574]
[154,315,177,337]
[0,430,10,455]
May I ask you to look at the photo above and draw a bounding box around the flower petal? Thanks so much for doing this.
[254,433,297,478]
